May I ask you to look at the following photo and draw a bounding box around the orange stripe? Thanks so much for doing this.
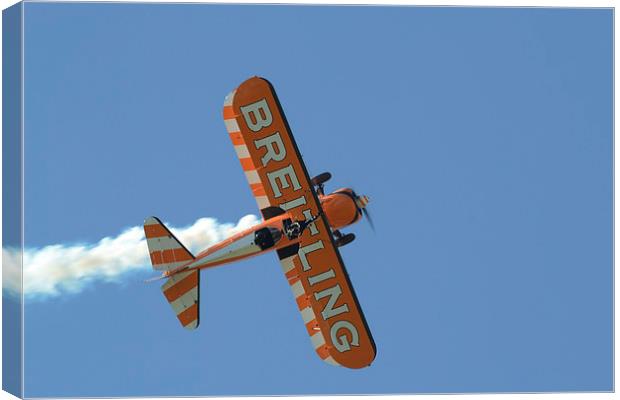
[223,106,236,120]
[144,224,169,238]
[251,183,266,196]
[239,157,255,171]
[296,294,311,310]
[164,272,198,302]
[151,249,191,266]
[173,248,193,262]
[285,268,298,281]
[229,132,245,146]
[150,251,163,265]
[316,344,331,360]
[162,249,175,264]
[305,319,320,336]
[178,303,198,326]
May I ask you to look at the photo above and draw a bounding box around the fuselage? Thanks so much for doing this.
[166,188,362,276]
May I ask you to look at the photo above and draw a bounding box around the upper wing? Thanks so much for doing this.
[222,77,376,368]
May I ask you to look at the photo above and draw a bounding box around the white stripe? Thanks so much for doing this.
[245,169,260,185]
[224,90,236,106]
[234,144,250,159]
[256,195,270,209]
[300,306,315,324]
[170,286,198,315]
[162,270,194,290]
[310,332,326,349]
[225,118,240,133]
[280,255,295,274]
[291,280,305,298]
[146,237,182,252]
[183,319,198,330]
[324,356,340,366]
[144,217,159,225]
[170,269,194,281]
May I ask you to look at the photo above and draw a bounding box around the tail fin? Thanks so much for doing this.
[144,216,194,271]
[144,216,200,330]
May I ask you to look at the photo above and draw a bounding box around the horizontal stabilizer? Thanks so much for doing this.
[161,269,200,330]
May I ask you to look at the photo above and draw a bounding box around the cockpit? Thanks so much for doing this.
[254,227,284,250]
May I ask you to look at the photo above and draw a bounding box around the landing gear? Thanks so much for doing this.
[334,231,355,247]
[311,172,331,186]
[311,172,332,195]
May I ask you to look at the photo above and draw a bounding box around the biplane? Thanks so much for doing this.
[143,77,376,369]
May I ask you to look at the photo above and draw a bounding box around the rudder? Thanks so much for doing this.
[144,216,194,271]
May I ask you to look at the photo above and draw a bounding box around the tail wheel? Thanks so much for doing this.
[335,233,355,247]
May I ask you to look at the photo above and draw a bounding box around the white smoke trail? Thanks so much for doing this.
[2,215,260,301]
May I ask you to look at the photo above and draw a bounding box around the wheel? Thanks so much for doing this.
[335,233,355,247]
[311,172,332,186]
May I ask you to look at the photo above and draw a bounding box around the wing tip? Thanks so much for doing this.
[183,319,200,330]
[144,216,161,225]
[224,89,236,107]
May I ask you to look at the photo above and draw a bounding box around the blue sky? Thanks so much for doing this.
[14,3,612,397]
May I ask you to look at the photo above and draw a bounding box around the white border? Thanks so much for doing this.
[0,1,615,400]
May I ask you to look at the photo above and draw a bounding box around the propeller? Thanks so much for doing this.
[362,207,375,231]
[352,189,374,231]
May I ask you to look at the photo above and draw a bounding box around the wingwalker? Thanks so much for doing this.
[144,77,376,369]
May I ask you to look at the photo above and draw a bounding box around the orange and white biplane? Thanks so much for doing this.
[144,77,376,368]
